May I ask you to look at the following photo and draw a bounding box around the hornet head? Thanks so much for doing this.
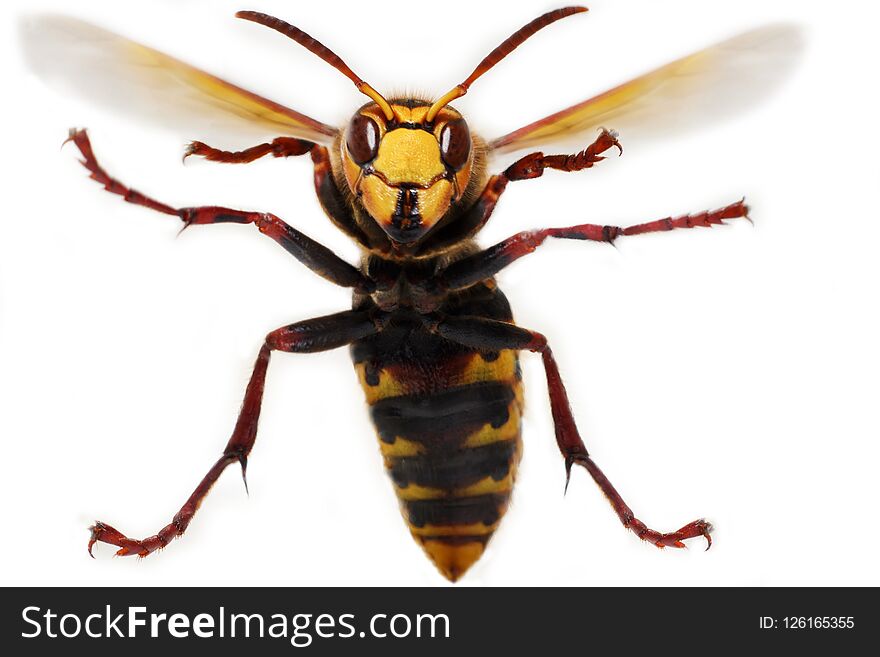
[340,101,474,244]
[236,7,587,248]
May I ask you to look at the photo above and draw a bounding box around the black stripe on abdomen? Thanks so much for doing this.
[389,440,517,489]
[404,494,507,528]
[370,381,514,446]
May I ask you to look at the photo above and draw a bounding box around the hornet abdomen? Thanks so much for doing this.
[351,284,523,581]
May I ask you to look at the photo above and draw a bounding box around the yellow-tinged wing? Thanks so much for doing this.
[19,15,339,145]
[489,25,802,155]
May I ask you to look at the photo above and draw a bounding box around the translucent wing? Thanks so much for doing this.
[489,25,802,155]
[19,15,339,144]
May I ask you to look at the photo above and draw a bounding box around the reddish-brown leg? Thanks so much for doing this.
[428,129,623,251]
[437,200,749,291]
[183,137,314,164]
[89,310,385,558]
[429,314,713,550]
[536,341,712,550]
[503,128,622,181]
[89,344,271,557]
[64,128,371,292]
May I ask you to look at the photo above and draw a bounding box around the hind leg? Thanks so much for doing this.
[89,310,385,558]
[425,314,712,550]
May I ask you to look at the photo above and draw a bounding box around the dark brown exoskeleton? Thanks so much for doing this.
[24,7,800,580]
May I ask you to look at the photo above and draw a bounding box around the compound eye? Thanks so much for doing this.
[439,119,471,171]
[346,114,380,165]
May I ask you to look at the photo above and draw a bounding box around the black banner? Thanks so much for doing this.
[1,587,873,654]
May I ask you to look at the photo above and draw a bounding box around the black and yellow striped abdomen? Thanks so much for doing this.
[351,285,523,581]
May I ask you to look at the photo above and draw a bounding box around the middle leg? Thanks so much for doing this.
[65,129,372,292]
[436,199,749,291]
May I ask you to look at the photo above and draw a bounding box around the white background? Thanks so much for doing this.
[2,0,878,587]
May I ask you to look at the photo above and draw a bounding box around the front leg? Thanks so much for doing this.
[65,129,372,292]
[183,136,314,164]
[184,134,384,251]
[159,130,377,252]
[424,313,713,550]
[503,128,622,181]
[88,309,387,558]
[437,200,749,291]
[427,129,623,250]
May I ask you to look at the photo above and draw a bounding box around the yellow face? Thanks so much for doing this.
[341,103,474,244]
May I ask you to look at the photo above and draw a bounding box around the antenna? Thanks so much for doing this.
[236,11,395,120]
[426,7,588,122]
